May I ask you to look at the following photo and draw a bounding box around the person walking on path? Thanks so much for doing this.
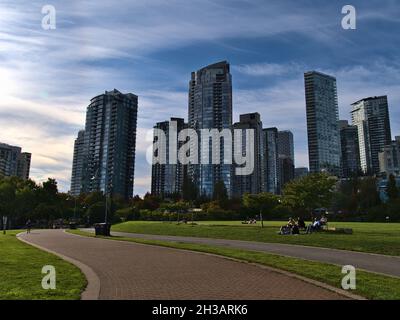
[26,219,32,234]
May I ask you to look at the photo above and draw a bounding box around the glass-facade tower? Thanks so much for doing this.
[304,71,341,176]
[75,89,138,199]
[188,61,233,198]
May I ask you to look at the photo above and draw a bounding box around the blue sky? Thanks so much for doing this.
[1,0,399,195]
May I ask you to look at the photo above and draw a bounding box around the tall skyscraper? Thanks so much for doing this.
[72,89,138,199]
[339,120,360,178]
[0,142,31,180]
[351,96,392,175]
[233,113,263,197]
[277,130,295,188]
[262,127,279,194]
[151,118,187,198]
[304,71,341,176]
[379,136,400,178]
[277,130,294,163]
[188,61,233,198]
[70,130,85,196]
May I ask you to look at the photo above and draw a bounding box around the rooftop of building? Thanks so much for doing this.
[351,95,387,105]
[304,70,336,81]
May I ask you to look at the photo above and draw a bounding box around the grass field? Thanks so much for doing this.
[0,231,86,300]
[112,221,400,256]
[70,229,400,300]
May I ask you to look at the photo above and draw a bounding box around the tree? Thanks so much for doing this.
[213,180,228,208]
[282,173,336,217]
[386,174,398,201]
[182,176,198,202]
[358,177,380,211]
[243,192,280,227]
[0,180,16,232]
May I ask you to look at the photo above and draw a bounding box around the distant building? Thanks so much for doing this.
[188,61,233,198]
[351,96,392,175]
[295,167,309,179]
[339,120,361,178]
[278,155,294,189]
[17,152,31,180]
[233,113,263,197]
[70,130,86,196]
[151,118,187,198]
[378,175,400,203]
[277,130,294,163]
[262,127,279,194]
[72,89,138,199]
[277,130,295,188]
[304,71,341,176]
[379,136,400,178]
[0,142,31,180]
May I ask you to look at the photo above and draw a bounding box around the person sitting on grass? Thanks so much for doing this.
[279,217,296,235]
[297,217,306,230]
[306,217,327,234]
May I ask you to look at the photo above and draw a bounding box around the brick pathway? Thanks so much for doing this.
[92,230,400,278]
[20,230,349,300]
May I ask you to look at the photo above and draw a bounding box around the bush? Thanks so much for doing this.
[115,207,139,221]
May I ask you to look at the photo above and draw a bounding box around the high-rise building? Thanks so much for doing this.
[262,127,279,194]
[233,113,263,197]
[339,120,361,178]
[351,96,392,175]
[277,130,294,163]
[277,130,295,188]
[295,167,309,179]
[70,130,86,196]
[278,155,294,189]
[188,61,233,198]
[151,118,187,198]
[0,142,31,180]
[304,71,341,176]
[17,152,31,181]
[379,136,400,178]
[73,89,138,199]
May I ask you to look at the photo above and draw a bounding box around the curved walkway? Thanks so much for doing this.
[19,230,350,300]
[82,229,400,278]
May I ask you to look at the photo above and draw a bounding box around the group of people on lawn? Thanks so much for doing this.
[279,216,327,235]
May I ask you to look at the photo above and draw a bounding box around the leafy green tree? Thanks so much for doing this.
[358,177,381,212]
[282,173,336,217]
[386,174,398,201]
[212,180,228,208]
[0,180,16,232]
[182,176,198,202]
[243,192,280,227]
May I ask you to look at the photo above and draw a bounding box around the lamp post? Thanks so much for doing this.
[104,183,113,224]
[2,216,7,235]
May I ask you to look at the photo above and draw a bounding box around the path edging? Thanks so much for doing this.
[17,232,100,300]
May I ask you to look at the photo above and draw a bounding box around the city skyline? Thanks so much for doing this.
[1,0,399,195]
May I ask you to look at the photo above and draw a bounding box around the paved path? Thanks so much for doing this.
[82,229,400,278]
[19,230,350,300]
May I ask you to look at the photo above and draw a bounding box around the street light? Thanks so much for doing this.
[104,183,113,224]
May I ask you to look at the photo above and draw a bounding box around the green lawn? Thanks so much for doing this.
[112,221,400,256]
[70,229,400,300]
[0,231,86,300]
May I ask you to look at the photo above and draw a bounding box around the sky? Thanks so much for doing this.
[0,0,399,195]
